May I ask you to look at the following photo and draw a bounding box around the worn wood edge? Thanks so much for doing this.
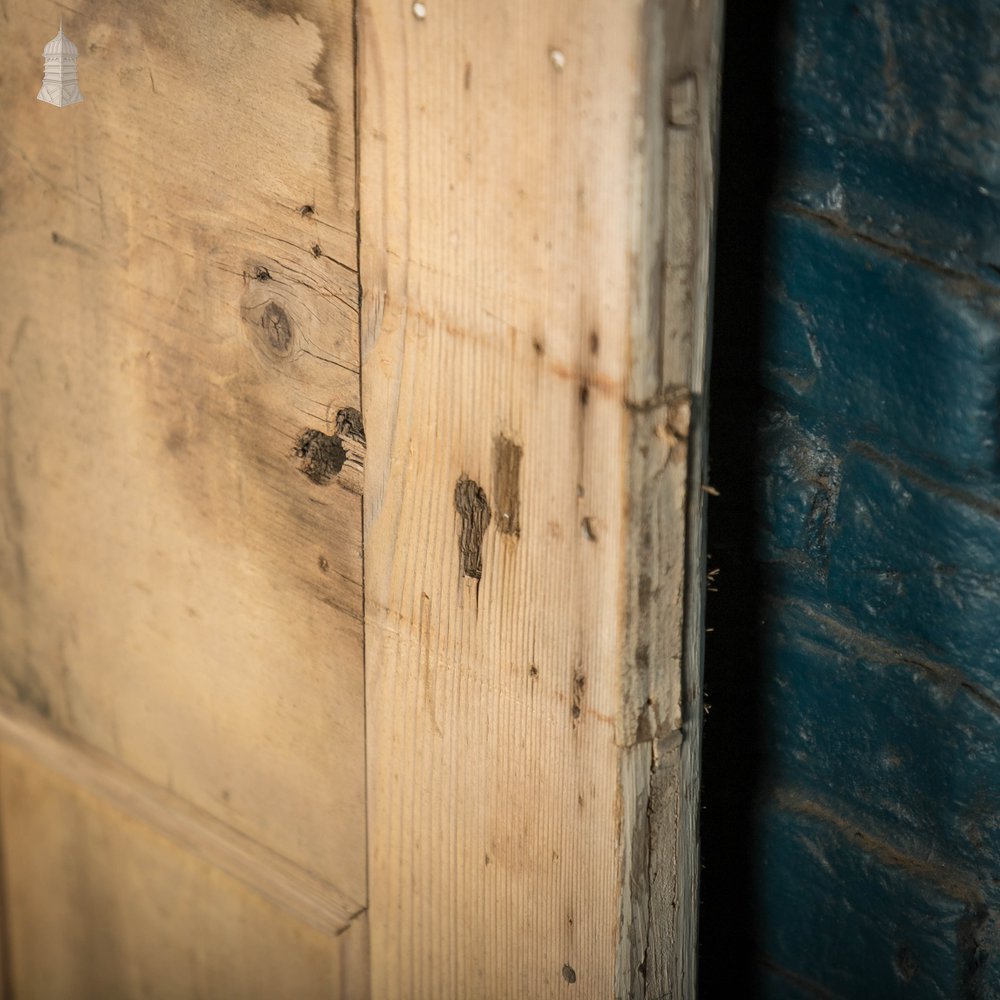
[356,0,722,992]
[670,0,725,982]
[0,700,365,939]
[621,0,724,746]
[616,0,723,997]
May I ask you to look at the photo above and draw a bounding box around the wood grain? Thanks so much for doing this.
[359,1,721,997]
[0,741,369,1000]
[0,0,720,991]
[0,698,361,937]
[0,0,365,902]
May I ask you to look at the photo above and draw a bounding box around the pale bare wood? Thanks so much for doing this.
[359,3,721,999]
[0,0,719,992]
[0,742,369,1000]
[0,0,365,905]
[0,698,361,936]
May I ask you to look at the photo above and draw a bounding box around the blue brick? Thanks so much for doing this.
[760,600,1000,881]
[775,126,1000,283]
[762,211,1000,482]
[828,448,1000,698]
[757,405,842,574]
[776,0,1000,186]
[755,798,985,998]
[711,2,1000,992]
[770,0,1000,283]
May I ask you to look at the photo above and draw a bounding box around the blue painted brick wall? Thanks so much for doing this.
[707,0,1000,995]
[762,211,1000,483]
[760,601,1000,882]
[756,797,987,999]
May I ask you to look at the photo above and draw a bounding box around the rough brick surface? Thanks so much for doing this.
[757,403,842,575]
[778,1,1000,176]
[704,0,1000,995]
[760,601,1000,878]
[762,211,1000,482]
[755,798,986,999]
[776,130,1000,285]
[775,0,1000,277]
[828,449,1000,698]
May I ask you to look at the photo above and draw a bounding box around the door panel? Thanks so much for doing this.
[0,740,368,1000]
[0,0,362,890]
[0,0,365,992]
[0,0,721,996]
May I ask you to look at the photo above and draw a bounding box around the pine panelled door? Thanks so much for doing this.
[0,2,720,997]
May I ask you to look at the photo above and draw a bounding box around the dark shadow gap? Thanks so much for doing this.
[700,4,787,996]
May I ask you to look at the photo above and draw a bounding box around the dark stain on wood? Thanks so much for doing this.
[228,0,345,207]
[231,0,305,17]
[572,670,586,723]
[335,407,366,446]
[454,476,491,579]
[492,434,522,537]
[50,231,93,257]
[308,92,335,112]
[294,429,347,485]
[241,299,295,359]
[260,301,293,353]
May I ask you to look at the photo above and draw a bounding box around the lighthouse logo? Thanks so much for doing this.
[37,20,83,108]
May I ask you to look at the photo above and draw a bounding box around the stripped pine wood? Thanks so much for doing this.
[0,742,369,1000]
[0,1,370,995]
[359,1,721,997]
[0,0,365,901]
[0,699,362,938]
[0,0,719,993]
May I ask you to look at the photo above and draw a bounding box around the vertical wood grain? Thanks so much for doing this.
[0,0,365,901]
[0,743,370,1000]
[359,1,722,996]
[0,1,370,995]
